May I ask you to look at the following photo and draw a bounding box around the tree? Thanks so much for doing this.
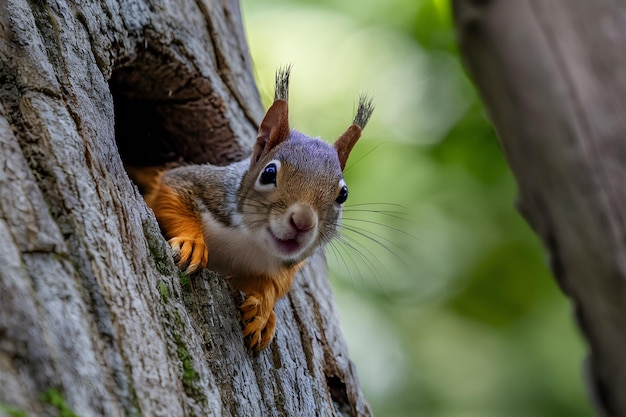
[0,0,370,415]
[453,1,626,416]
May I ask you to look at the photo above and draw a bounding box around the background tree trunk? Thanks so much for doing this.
[0,1,370,416]
[453,1,626,416]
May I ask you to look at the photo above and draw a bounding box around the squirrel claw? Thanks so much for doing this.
[240,295,276,351]
[169,239,182,262]
[168,237,208,273]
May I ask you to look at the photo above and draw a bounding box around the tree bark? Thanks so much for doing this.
[0,1,370,416]
[453,1,626,416]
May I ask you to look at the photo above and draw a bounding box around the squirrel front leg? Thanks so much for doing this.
[233,262,305,351]
[239,292,278,351]
[147,181,209,274]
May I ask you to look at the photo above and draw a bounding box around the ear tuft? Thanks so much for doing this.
[274,65,292,102]
[333,95,375,171]
[353,94,374,129]
[251,67,293,166]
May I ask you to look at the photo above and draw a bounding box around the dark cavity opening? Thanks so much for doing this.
[109,43,246,170]
[326,375,353,416]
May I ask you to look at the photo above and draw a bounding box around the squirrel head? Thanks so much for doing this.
[238,67,374,265]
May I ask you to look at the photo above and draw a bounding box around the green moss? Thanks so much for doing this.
[41,388,80,417]
[142,219,173,276]
[0,403,29,417]
[158,281,170,303]
[171,311,204,401]
[176,340,198,385]
[0,389,83,417]
[178,271,190,289]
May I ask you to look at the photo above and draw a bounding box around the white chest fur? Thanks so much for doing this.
[201,212,284,278]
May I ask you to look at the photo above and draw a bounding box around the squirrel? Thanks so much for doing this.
[134,67,373,350]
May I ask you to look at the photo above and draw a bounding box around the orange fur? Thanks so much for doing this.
[125,165,164,195]
[131,166,298,350]
[232,261,305,350]
[147,180,209,274]
[334,124,362,170]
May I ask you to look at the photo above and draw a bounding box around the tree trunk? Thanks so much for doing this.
[0,1,370,416]
[453,1,626,416]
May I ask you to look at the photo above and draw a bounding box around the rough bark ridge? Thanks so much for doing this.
[453,1,626,416]
[0,0,371,416]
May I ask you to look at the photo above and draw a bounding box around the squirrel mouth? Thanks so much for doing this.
[268,229,302,255]
[274,237,300,254]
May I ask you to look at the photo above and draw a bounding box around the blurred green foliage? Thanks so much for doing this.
[241,1,595,416]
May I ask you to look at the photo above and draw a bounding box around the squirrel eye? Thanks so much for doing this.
[336,185,348,204]
[259,163,277,185]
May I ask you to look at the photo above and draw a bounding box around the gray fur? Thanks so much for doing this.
[162,160,249,227]
[161,130,344,250]
[160,71,369,269]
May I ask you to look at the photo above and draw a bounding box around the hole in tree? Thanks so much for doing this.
[110,43,247,174]
[326,374,352,416]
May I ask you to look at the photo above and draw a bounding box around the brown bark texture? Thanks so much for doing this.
[0,0,370,416]
[453,1,626,416]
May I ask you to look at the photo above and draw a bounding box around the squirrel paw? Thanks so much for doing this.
[240,295,276,351]
[168,237,208,274]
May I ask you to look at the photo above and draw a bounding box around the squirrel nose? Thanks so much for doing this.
[290,205,317,232]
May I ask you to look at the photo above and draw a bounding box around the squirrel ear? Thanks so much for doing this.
[251,67,292,165]
[252,100,290,165]
[334,95,374,171]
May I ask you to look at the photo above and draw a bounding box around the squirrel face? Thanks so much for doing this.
[238,133,346,263]
[235,66,373,267]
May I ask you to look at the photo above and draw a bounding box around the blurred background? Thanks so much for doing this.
[241,1,594,416]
